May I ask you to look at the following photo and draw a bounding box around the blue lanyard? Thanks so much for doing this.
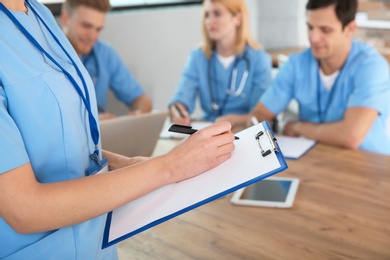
[316,67,340,123]
[81,51,106,114]
[0,1,102,166]
[81,50,99,86]
[81,52,106,114]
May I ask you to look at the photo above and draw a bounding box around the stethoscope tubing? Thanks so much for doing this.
[208,50,251,115]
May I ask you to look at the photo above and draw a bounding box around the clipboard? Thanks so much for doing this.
[102,121,288,248]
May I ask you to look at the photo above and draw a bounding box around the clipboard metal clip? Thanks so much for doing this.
[255,130,278,157]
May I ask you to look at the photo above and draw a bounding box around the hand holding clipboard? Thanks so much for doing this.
[103,121,287,248]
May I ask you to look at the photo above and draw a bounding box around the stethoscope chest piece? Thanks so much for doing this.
[211,102,220,111]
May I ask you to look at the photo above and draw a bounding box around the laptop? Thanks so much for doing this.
[99,110,168,157]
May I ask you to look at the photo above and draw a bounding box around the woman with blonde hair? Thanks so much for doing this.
[170,0,272,130]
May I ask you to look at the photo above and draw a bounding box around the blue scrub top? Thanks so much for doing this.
[81,40,144,112]
[0,1,117,258]
[261,41,390,155]
[170,45,272,121]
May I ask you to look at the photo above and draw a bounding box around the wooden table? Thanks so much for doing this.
[117,141,390,259]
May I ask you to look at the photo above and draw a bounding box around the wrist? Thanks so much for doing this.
[293,122,301,134]
[156,154,177,185]
[313,123,323,140]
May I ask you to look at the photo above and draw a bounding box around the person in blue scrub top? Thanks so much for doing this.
[0,0,236,258]
[61,0,152,120]
[251,0,390,155]
[169,0,272,131]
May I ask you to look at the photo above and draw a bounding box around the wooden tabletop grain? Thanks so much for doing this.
[117,141,390,260]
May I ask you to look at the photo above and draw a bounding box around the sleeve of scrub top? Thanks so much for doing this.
[249,51,273,109]
[169,51,199,114]
[260,54,297,115]
[0,87,30,173]
[347,52,390,115]
[107,48,144,107]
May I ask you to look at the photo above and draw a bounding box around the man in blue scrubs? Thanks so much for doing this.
[61,0,152,120]
[251,0,390,155]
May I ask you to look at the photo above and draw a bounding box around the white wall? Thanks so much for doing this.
[100,1,308,115]
[100,5,202,114]
[255,0,308,49]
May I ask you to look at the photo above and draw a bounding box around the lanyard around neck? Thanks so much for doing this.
[0,0,102,166]
[81,50,99,85]
[316,67,340,124]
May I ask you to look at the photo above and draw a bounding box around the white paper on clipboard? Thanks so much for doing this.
[102,121,288,248]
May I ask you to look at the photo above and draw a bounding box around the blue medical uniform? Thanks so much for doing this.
[0,0,118,258]
[81,40,144,112]
[170,46,272,121]
[261,41,390,155]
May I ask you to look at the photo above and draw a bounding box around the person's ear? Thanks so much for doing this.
[344,20,357,37]
[60,11,69,28]
[234,12,242,28]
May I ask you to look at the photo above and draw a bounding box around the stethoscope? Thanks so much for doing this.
[0,0,102,167]
[208,50,251,114]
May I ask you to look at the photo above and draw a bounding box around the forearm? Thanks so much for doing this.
[102,149,148,171]
[291,121,362,149]
[230,114,251,127]
[215,114,251,132]
[251,103,276,124]
[129,94,152,114]
[285,108,378,149]
[1,122,235,234]
[2,157,171,234]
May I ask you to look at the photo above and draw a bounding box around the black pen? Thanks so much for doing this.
[173,104,185,118]
[168,124,239,140]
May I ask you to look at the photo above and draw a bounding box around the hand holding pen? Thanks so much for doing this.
[166,121,236,182]
[169,103,191,126]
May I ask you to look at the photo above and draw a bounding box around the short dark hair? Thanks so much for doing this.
[62,0,111,14]
[306,0,357,29]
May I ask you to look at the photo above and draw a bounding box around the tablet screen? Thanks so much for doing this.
[230,177,299,208]
[245,179,292,202]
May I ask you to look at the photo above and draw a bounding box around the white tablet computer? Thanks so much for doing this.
[230,177,299,208]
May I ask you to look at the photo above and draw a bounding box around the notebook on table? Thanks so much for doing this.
[274,135,316,159]
[99,110,168,157]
